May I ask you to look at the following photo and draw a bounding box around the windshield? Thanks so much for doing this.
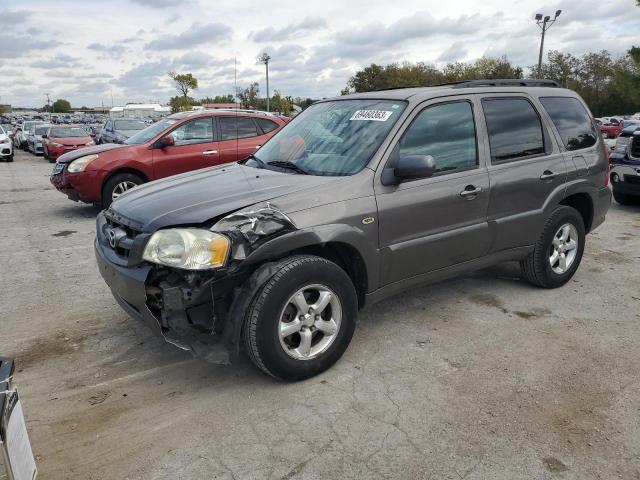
[50,127,88,138]
[248,99,406,176]
[114,119,147,131]
[35,126,50,135]
[124,118,178,145]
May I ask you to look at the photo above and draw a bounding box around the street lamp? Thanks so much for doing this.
[535,10,562,77]
[257,52,271,112]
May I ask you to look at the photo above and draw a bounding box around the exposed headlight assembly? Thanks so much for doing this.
[67,154,98,173]
[142,229,230,270]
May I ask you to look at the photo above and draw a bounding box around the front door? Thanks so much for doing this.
[375,97,491,285]
[152,117,219,179]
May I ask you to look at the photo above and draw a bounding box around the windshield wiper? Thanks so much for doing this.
[267,160,309,175]
[243,154,266,169]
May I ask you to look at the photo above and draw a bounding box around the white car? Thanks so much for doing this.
[0,125,14,162]
[27,124,51,155]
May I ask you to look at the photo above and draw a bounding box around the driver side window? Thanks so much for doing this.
[399,101,478,175]
[169,118,213,146]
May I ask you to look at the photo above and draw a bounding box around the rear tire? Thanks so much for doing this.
[520,206,585,289]
[101,172,144,209]
[613,190,640,206]
[243,255,358,381]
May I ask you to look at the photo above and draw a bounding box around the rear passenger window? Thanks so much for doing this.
[256,118,279,134]
[539,97,597,151]
[219,117,259,140]
[482,98,545,163]
[399,101,477,174]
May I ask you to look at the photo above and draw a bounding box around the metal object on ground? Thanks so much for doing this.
[1,357,37,480]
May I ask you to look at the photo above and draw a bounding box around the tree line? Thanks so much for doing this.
[341,49,640,116]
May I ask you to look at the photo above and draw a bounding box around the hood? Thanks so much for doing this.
[0,134,8,142]
[110,163,336,232]
[56,143,129,164]
[115,129,141,138]
[52,136,93,146]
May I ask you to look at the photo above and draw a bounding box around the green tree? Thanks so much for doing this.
[169,95,196,113]
[237,82,260,108]
[0,105,4,115]
[197,94,235,104]
[168,71,198,98]
[53,99,71,113]
[343,56,522,94]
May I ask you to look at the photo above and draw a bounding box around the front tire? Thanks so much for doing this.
[101,172,144,209]
[520,206,585,288]
[243,255,358,381]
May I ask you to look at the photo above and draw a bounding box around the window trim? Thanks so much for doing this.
[481,96,550,165]
[256,117,279,135]
[538,95,598,153]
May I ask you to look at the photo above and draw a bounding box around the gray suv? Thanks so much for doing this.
[95,79,611,380]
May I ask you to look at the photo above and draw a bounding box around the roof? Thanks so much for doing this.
[328,79,574,103]
[168,110,280,120]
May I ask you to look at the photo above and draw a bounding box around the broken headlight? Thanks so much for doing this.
[142,229,230,270]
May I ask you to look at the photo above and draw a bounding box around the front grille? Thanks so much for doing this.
[104,215,141,258]
[52,163,64,175]
[624,174,640,185]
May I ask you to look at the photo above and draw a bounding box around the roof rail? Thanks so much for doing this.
[448,79,560,88]
[208,108,277,117]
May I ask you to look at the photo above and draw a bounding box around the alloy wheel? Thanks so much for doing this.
[278,284,342,361]
[549,223,578,274]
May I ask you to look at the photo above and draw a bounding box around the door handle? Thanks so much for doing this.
[460,186,482,198]
[540,170,557,181]
[202,150,218,155]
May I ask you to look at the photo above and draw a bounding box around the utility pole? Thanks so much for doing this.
[258,53,271,112]
[535,10,562,77]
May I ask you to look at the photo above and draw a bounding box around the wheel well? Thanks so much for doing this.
[102,168,149,191]
[560,193,593,232]
[286,242,368,309]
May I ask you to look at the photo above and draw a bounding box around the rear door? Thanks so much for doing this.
[478,94,567,252]
[375,96,492,285]
[152,117,219,179]
[217,116,266,164]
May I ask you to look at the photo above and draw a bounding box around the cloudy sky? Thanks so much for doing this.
[1,0,638,108]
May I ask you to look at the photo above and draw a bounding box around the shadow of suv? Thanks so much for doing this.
[94,80,611,380]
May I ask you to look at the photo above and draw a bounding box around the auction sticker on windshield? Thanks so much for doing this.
[350,110,393,121]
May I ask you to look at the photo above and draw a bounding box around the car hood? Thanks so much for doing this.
[110,163,336,232]
[51,137,93,146]
[0,134,8,142]
[56,143,130,164]
[115,129,142,138]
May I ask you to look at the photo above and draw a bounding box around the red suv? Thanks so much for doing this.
[50,110,288,207]
[43,125,95,162]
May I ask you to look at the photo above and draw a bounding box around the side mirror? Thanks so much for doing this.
[155,135,175,148]
[383,154,436,185]
[41,134,47,138]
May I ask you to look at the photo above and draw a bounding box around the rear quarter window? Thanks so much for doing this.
[539,96,597,151]
[256,118,279,134]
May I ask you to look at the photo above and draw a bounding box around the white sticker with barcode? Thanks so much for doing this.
[350,110,393,121]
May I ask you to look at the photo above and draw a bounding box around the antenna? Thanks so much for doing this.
[235,56,239,161]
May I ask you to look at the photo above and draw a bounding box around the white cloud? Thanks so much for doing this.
[1,0,638,107]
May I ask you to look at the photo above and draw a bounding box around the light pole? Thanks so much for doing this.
[258,53,271,112]
[46,93,52,118]
[535,10,562,77]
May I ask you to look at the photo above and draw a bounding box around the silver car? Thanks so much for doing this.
[27,124,51,155]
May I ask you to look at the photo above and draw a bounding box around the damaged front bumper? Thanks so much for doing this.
[94,203,297,365]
